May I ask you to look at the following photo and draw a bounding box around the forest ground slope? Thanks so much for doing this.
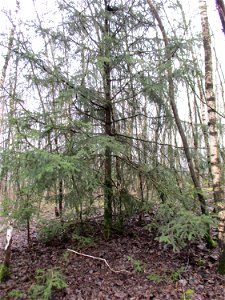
[0,216,225,300]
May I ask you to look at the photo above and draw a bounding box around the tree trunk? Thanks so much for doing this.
[216,0,225,35]
[58,179,63,218]
[0,27,15,194]
[103,0,113,238]
[199,0,225,273]
[0,225,13,282]
[200,0,223,205]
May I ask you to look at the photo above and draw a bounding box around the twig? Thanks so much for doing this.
[67,248,131,274]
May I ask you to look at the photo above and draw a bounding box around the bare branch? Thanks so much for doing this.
[67,248,131,274]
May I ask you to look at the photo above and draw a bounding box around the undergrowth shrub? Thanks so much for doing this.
[0,264,10,282]
[158,210,215,252]
[127,256,144,273]
[170,266,185,282]
[28,268,67,300]
[146,267,185,284]
[6,289,25,299]
[147,273,163,284]
[181,288,194,300]
[72,233,95,249]
[37,219,70,244]
[146,199,216,252]
[146,199,183,232]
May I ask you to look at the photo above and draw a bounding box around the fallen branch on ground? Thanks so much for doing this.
[67,248,131,274]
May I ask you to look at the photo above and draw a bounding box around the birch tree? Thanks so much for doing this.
[199,0,225,273]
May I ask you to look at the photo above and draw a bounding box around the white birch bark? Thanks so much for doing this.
[199,0,224,208]
[199,2,225,271]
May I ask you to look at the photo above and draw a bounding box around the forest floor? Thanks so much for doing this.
[0,214,225,300]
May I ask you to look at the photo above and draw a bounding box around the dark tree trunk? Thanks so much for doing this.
[216,0,225,35]
[58,179,63,218]
[103,0,113,238]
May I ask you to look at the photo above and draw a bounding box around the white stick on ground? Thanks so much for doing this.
[67,248,131,274]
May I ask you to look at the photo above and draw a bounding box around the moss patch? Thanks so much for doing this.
[206,235,217,249]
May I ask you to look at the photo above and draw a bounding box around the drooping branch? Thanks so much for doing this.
[147,0,207,214]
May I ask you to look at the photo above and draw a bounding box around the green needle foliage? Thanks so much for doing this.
[147,273,163,284]
[0,264,10,283]
[6,289,25,299]
[181,288,194,300]
[37,219,70,244]
[127,256,144,273]
[158,210,216,252]
[170,267,185,282]
[72,233,95,249]
[28,268,68,300]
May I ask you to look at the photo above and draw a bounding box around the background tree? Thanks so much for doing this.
[199,0,225,272]
[0,0,224,256]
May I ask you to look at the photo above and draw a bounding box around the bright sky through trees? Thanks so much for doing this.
[0,0,224,122]
[1,0,224,76]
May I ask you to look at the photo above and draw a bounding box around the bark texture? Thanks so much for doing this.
[216,0,225,35]
[200,0,223,204]
[199,0,225,272]
[103,0,113,238]
[0,226,13,282]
